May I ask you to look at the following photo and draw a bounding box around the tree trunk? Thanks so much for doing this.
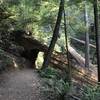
[84,1,90,68]
[64,10,71,85]
[93,0,100,82]
[42,0,64,69]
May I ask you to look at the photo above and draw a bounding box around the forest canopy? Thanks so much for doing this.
[0,0,94,43]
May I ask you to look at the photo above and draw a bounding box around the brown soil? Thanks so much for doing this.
[0,68,51,100]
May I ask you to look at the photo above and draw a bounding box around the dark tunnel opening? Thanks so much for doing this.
[21,49,40,68]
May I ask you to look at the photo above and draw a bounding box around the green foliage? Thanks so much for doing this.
[0,49,12,70]
[0,0,61,43]
[82,84,100,100]
[39,67,70,95]
[40,67,60,79]
[67,1,94,38]
[0,0,94,47]
[68,0,93,6]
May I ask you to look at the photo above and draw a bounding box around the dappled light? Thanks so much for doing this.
[75,67,98,84]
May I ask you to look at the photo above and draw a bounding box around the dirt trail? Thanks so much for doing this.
[0,69,46,100]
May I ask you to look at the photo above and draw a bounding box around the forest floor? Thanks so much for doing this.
[0,68,61,100]
[0,68,45,100]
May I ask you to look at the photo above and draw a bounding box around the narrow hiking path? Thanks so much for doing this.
[0,68,47,100]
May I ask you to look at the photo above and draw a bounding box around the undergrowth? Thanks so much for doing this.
[82,84,100,100]
[39,67,70,99]
[0,48,12,70]
[39,67,100,100]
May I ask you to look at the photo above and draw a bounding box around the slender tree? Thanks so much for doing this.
[42,0,64,69]
[64,9,71,85]
[84,1,90,68]
[93,0,100,82]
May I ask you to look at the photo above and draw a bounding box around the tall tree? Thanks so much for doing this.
[42,0,64,69]
[84,1,90,68]
[93,0,100,82]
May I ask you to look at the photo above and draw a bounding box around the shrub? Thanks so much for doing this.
[39,67,70,95]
